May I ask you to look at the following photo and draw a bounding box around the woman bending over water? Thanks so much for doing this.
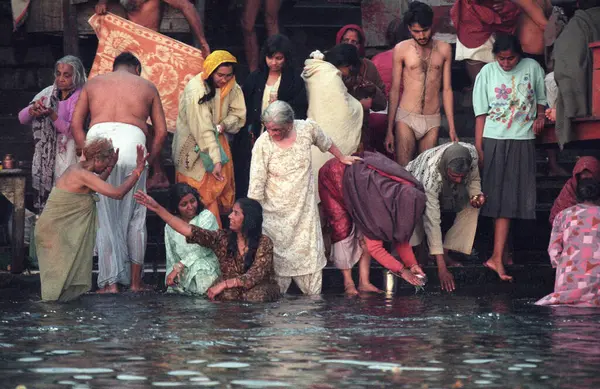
[35,139,147,302]
[135,193,281,302]
[163,183,221,295]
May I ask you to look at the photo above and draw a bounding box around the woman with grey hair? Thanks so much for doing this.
[18,55,87,213]
[248,100,361,295]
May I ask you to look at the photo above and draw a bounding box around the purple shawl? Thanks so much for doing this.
[342,152,426,242]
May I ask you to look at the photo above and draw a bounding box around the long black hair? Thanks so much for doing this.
[227,198,264,272]
[324,44,361,75]
[198,62,236,104]
[169,183,204,216]
[577,178,600,203]
[492,34,524,57]
[259,34,294,73]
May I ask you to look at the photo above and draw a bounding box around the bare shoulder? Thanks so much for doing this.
[436,40,452,56]
[394,40,412,54]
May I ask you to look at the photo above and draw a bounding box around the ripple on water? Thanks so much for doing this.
[207,362,250,369]
[48,350,84,355]
[514,364,537,368]
[187,359,207,364]
[475,380,493,385]
[57,381,78,385]
[463,359,496,364]
[73,375,93,380]
[17,357,43,362]
[151,383,186,387]
[231,379,293,387]
[117,374,148,381]
[125,356,146,361]
[167,370,202,376]
[31,368,114,374]
[189,377,210,382]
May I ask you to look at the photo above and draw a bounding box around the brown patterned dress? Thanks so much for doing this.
[187,226,281,302]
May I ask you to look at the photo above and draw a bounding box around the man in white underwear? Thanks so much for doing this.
[385,1,457,167]
[71,52,167,293]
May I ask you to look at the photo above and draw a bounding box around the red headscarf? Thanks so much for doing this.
[450,0,521,49]
[336,24,366,57]
[549,157,600,224]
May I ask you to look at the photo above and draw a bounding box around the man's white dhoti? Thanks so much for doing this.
[87,122,147,288]
[455,36,495,63]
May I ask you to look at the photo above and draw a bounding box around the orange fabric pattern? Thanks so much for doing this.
[88,13,204,133]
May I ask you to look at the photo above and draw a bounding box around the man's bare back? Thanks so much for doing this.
[396,39,452,116]
[86,71,158,136]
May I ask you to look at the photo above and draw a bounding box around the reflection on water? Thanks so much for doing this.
[1,293,599,388]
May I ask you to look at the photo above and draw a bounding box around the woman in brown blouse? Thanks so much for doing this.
[134,192,281,302]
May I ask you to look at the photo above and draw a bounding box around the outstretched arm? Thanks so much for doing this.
[163,0,210,57]
[442,43,458,142]
[134,190,193,237]
[148,87,168,166]
[71,86,90,153]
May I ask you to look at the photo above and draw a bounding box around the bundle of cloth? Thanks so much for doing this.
[302,50,363,200]
[319,152,426,270]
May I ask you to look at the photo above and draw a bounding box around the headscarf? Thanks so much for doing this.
[549,157,600,224]
[336,24,366,57]
[201,50,238,100]
[438,143,472,212]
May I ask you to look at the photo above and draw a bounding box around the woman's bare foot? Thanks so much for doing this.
[130,282,153,293]
[146,172,170,190]
[358,282,383,293]
[344,282,359,296]
[483,259,513,281]
[97,284,118,294]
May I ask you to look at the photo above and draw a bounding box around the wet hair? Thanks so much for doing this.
[83,138,114,161]
[576,178,600,203]
[55,55,87,89]
[259,34,294,72]
[198,62,236,105]
[324,44,361,71]
[342,28,364,45]
[227,198,264,272]
[113,51,142,73]
[404,1,434,29]
[492,34,524,57]
[169,183,204,216]
[261,100,295,126]
[385,17,410,47]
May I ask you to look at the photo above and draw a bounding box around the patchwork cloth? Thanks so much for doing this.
[88,13,205,133]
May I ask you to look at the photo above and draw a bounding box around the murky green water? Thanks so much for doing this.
[1,293,599,388]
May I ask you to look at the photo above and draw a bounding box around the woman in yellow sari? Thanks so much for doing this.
[173,50,247,227]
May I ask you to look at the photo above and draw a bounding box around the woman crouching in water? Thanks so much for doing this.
[35,139,147,302]
[135,192,280,302]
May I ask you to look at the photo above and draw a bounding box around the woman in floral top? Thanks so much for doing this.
[135,192,280,302]
[473,34,547,281]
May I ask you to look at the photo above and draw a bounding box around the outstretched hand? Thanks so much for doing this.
[133,190,161,212]
[339,155,363,166]
[135,144,148,170]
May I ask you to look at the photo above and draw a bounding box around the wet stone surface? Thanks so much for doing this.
[1,293,600,388]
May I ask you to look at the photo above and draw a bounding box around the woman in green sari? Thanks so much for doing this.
[164,183,221,295]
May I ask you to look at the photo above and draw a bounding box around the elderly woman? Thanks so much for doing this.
[302,46,364,197]
[36,139,147,302]
[234,33,307,198]
[248,101,361,295]
[474,34,547,281]
[163,183,221,296]
[135,191,281,302]
[537,178,600,307]
[18,55,87,213]
[173,50,246,227]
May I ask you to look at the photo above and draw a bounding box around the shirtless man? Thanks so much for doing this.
[71,52,167,293]
[385,1,457,167]
[95,0,210,57]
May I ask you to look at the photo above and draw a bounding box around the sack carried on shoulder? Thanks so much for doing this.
[196,126,229,173]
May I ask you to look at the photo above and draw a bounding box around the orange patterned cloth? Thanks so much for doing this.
[88,13,204,133]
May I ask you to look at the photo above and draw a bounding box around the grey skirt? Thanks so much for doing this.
[481,138,536,220]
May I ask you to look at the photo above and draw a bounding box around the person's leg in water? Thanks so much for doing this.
[484,217,513,281]
[394,120,417,166]
[341,268,358,296]
[146,126,170,189]
[357,248,382,293]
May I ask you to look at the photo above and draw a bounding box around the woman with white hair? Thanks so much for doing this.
[18,55,87,213]
[248,100,361,295]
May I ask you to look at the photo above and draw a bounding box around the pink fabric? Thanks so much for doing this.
[537,204,600,307]
[371,50,394,97]
[336,24,366,57]
[364,238,417,273]
[19,88,82,136]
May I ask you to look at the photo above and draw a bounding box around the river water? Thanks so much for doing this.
[1,292,599,388]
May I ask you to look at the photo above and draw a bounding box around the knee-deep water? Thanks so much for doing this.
[1,292,599,388]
